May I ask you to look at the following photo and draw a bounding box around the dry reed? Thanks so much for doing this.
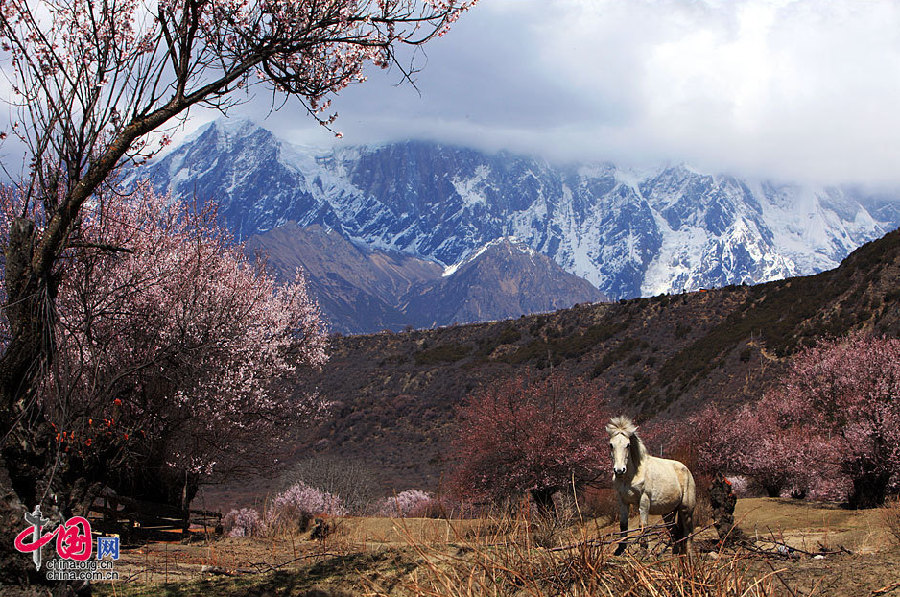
[371,509,789,597]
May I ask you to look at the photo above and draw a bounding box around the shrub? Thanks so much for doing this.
[266,482,346,534]
[374,490,435,518]
[223,508,264,538]
[414,343,470,365]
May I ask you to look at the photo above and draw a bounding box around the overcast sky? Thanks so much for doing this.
[9,0,900,185]
[211,0,900,185]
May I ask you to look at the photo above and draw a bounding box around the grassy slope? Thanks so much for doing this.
[262,228,900,495]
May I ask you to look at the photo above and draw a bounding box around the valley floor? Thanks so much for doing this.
[92,498,899,597]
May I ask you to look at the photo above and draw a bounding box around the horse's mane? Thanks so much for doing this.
[606,416,637,437]
[606,416,649,466]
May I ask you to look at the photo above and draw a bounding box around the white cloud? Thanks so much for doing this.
[11,0,900,185]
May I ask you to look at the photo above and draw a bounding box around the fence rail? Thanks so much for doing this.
[89,491,222,539]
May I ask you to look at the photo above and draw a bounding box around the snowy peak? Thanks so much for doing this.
[143,119,900,310]
[443,237,535,277]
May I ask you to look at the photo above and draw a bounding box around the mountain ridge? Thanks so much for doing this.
[147,119,900,304]
[277,226,900,493]
[247,225,605,333]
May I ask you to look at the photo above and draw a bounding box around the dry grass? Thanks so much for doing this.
[93,498,900,597]
[374,511,783,597]
[881,496,900,546]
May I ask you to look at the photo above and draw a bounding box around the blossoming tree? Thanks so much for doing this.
[691,334,899,508]
[451,372,609,514]
[688,394,833,498]
[0,0,473,582]
[782,334,900,507]
[1,182,328,517]
[0,0,473,454]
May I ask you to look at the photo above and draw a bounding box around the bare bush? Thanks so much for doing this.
[529,507,578,549]
[881,496,900,545]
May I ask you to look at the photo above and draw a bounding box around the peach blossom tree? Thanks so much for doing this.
[451,372,609,514]
[0,0,473,581]
[782,334,900,507]
[691,334,899,508]
[0,183,328,514]
[0,0,474,454]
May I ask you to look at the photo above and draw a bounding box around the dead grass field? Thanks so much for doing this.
[92,498,900,597]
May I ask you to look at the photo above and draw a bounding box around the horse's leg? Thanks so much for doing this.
[614,500,629,555]
[676,506,694,557]
[639,494,650,550]
[663,511,677,552]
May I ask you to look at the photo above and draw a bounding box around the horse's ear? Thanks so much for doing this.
[605,422,616,437]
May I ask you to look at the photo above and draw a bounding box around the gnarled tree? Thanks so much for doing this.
[0,0,473,585]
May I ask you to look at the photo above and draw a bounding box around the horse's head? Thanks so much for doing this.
[606,416,638,477]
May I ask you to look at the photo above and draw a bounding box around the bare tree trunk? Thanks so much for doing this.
[530,488,557,516]
[0,218,55,437]
[0,218,84,589]
[0,455,39,586]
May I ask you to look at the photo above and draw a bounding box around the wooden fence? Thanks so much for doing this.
[89,490,222,540]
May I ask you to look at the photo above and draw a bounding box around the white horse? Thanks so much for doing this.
[606,416,696,555]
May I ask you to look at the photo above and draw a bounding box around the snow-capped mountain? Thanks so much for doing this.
[145,119,900,300]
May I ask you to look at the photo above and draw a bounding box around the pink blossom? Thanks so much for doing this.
[451,372,609,505]
[374,490,434,517]
[690,334,900,507]
[265,482,346,532]
[224,508,263,537]
[0,183,328,481]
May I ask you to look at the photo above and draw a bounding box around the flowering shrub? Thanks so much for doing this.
[266,482,346,534]
[375,490,434,518]
[224,508,264,538]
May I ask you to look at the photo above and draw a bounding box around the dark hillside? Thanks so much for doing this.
[270,228,900,496]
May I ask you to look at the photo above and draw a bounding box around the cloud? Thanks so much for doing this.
[10,0,900,186]
[230,0,900,184]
